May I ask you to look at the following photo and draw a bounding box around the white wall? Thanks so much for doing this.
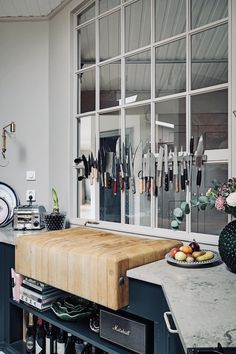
[48,0,83,215]
[0,21,49,209]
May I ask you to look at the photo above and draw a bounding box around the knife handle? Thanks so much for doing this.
[146,178,150,194]
[158,172,162,188]
[169,168,173,182]
[113,179,117,195]
[181,174,185,190]
[164,173,169,191]
[196,169,202,187]
[130,176,136,194]
[190,136,194,155]
[119,174,124,191]
[125,176,130,190]
[175,175,179,193]
[184,167,188,184]
[138,179,143,194]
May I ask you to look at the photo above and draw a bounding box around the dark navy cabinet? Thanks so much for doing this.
[0,242,185,354]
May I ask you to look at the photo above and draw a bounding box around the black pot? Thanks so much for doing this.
[44,212,66,231]
[218,220,236,273]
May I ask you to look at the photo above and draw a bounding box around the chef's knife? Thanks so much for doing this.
[164,145,169,191]
[112,153,117,195]
[168,149,173,189]
[150,152,156,195]
[90,152,95,185]
[122,143,129,190]
[189,136,194,191]
[106,151,113,189]
[195,135,204,187]
[157,145,164,188]
[173,147,179,193]
[129,145,136,194]
[180,147,185,191]
[116,137,124,191]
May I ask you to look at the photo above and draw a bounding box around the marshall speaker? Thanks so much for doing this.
[100,309,153,354]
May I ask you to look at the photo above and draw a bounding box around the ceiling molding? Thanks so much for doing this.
[0,0,73,22]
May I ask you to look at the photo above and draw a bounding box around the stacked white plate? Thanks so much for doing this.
[0,182,19,227]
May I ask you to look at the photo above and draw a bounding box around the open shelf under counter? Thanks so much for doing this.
[9,299,133,354]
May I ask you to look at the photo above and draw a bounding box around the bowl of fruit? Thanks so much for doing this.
[166,240,221,268]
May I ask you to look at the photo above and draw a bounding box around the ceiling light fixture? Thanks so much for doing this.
[2,122,16,159]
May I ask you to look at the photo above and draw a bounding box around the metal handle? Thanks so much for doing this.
[163,312,178,334]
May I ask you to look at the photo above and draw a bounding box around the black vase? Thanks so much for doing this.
[218,220,236,273]
[44,212,66,231]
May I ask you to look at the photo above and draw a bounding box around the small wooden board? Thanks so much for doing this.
[15,227,182,310]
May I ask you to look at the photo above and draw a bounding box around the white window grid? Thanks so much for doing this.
[71,0,231,245]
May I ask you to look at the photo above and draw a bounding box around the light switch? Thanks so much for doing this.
[26,171,36,181]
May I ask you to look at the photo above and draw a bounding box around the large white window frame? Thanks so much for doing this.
[70,0,233,246]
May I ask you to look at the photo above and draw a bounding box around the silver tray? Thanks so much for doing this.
[165,250,221,268]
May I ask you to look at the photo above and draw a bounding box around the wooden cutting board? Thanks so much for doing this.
[15,227,182,310]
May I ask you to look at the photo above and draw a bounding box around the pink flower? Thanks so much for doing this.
[215,196,225,211]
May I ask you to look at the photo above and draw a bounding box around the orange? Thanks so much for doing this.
[179,245,193,254]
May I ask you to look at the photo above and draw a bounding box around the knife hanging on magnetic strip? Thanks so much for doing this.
[173,147,179,193]
[195,135,204,188]
[164,144,169,191]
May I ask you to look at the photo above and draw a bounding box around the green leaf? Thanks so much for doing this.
[52,188,59,211]
[199,195,208,204]
[212,179,220,190]
[175,216,183,224]
[191,197,199,207]
[173,208,184,218]
[200,203,207,211]
[171,220,179,230]
[185,203,191,214]
[209,196,216,208]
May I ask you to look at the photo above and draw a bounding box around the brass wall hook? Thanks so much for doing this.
[2,122,16,159]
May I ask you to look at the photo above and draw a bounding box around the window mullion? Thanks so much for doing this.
[186,0,191,236]
[95,0,100,221]
[120,0,126,225]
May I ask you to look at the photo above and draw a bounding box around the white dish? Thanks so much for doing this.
[0,182,19,226]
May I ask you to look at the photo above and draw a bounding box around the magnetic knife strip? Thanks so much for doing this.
[74,136,207,195]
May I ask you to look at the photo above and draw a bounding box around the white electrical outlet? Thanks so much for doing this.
[26,171,36,181]
[26,190,36,202]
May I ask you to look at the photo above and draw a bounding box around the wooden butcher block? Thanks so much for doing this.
[15,227,182,310]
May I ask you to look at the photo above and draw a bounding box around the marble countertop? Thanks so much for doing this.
[127,259,236,352]
[0,225,44,245]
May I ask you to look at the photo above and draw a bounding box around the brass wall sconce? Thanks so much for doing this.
[2,122,16,159]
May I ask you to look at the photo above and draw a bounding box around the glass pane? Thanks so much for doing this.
[77,3,95,25]
[191,163,228,235]
[155,0,186,42]
[191,90,228,150]
[79,69,95,114]
[99,111,121,223]
[125,50,151,103]
[77,22,95,70]
[125,0,151,52]
[155,39,186,97]
[100,61,121,109]
[191,24,228,90]
[155,98,186,230]
[191,0,228,29]
[99,11,120,61]
[155,98,186,152]
[125,106,151,227]
[99,0,120,14]
[78,116,96,219]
